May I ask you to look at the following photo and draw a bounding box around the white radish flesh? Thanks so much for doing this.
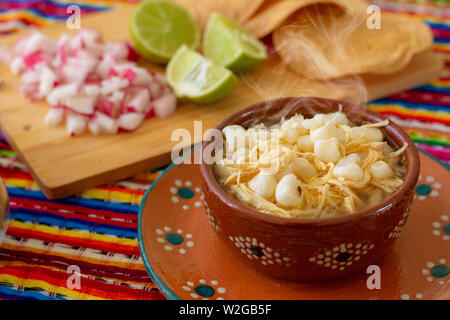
[153,93,177,119]
[45,108,64,126]
[66,113,87,136]
[119,113,145,131]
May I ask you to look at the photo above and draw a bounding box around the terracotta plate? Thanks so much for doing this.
[138,150,450,300]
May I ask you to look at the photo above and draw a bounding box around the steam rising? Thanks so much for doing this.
[240,3,369,113]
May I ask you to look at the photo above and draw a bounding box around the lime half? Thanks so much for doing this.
[203,12,267,73]
[130,0,200,63]
[166,45,238,104]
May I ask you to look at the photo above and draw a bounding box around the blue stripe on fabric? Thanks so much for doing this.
[434,38,450,45]
[6,187,139,214]
[0,286,60,300]
[426,21,450,31]
[9,208,137,238]
[413,85,450,95]
[370,99,450,112]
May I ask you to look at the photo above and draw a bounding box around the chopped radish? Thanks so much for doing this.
[88,120,101,135]
[10,57,25,74]
[45,108,64,126]
[64,95,96,115]
[119,112,145,131]
[66,113,88,136]
[94,112,118,134]
[20,32,56,57]
[39,65,58,97]
[149,82,162,99]
[100,76,129,95]
[154,73,167,85]
[46,83,78,106]
[153,93,177,119]
[124,88,150,113]
[83,84,101,97]
[104,42,129,60]
[95,98,115,117]
[5,29,177,136]
[97,54,116,78]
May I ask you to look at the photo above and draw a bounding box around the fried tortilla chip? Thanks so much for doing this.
[245,0,366,38]
[174,0,266,29]
[272,4,433,79]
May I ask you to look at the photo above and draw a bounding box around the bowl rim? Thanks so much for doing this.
[199,96,420,227]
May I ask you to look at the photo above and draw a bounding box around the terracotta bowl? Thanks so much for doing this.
[199,97,420,281]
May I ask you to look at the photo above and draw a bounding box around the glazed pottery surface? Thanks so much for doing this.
[138,150,449,299]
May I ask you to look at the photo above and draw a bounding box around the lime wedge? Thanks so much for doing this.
[130,0,200,63]
[203,12,267,73]
[166,45,238,104]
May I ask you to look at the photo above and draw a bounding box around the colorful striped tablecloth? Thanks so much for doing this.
[0,0,449,300]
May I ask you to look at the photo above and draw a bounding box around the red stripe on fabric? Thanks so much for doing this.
[390,91,450,106]
[376,110,450,126]
[10,200,138,229]
[432,27,450,40]
[0,265,165,300]
[0,2,99,16]
[0,142,12,150]
[0,167,33,180]
[6,226,140,256]
[9,197,138,221]
[0,248,150,283]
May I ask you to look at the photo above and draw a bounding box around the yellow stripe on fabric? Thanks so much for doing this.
[406,128,450,139]
[0,11,50,27]
[80,188,143,204]
[432,79,450,88]
[0,273,102,300]
[4,178,39,190]
[434,44,450,53]
[369,104,450,121]
[8,220,138,247]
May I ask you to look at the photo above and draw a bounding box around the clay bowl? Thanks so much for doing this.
[199,96,420,281]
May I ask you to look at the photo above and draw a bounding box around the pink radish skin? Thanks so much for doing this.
[153,93,177,119]
[95,98,115,117]
[125,88,149,113]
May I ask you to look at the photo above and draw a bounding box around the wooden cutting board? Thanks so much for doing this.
[0,5,443,199]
